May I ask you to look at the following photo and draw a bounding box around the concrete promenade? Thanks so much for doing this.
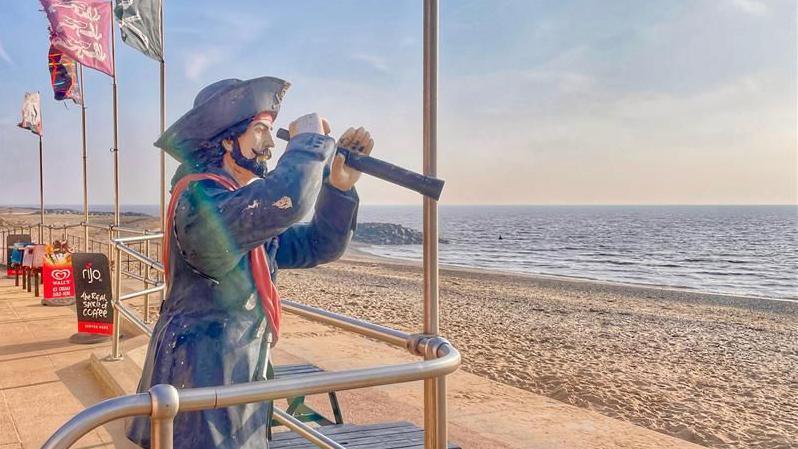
[0,276,137,448]
[0,274,703,449]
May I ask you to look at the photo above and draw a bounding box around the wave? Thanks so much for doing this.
[357,205,798,299]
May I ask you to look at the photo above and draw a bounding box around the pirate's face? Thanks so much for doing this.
[237,112,276,162]
[223,111,276,178]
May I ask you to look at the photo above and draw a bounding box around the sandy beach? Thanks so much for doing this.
[2,210,796,448]
[281,246,798,449]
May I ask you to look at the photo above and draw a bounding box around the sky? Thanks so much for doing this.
[0,0,795,207]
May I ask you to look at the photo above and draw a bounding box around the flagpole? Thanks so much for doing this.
[79,63,89,252]
[109,5,124,361]
[110,15,120,231]
[159,1,166,232]
[38,133,44,243]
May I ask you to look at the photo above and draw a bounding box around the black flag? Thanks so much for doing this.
[114,0,163,62]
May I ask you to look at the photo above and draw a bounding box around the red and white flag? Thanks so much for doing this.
[18,92,43,136]
[41,0,114,76]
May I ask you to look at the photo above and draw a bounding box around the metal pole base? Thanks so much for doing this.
[69,332,111,345]
[41,297,76,306]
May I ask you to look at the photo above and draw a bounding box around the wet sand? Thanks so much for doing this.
[280,248,798,449]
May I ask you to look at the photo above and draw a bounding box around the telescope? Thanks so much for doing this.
[275,128,444,200]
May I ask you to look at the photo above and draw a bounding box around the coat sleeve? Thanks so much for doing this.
[274,183,359,269]
[173,133,336,279]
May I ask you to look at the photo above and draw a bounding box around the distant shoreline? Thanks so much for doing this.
[346,242,798,310]
[0,206,153,217]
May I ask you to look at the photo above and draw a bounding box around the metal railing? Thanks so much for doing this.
[110,233,165,359]
[2,222,165,326]
[35,232,461,449]
[41,331,459,449]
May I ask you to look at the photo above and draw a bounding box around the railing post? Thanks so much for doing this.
[83,224,89,253]
[422,1,446,448]
[48,225,52,243]
[144,238,151,323]
[108,228,113,263]
[149,384,179,449]
[110,244,123,360]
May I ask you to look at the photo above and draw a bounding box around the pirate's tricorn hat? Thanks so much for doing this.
[155,76,290,162]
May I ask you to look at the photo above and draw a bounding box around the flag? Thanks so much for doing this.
[48,45,82,104]
[18,92,43,136]
[41,0,114,76]
[114,0,163,62]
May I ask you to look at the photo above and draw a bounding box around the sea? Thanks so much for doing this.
[11,204,797,300]
[356,205,798,301]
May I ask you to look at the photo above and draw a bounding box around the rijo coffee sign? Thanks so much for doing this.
[71,253,113,335]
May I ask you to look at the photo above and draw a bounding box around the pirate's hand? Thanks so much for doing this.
[288,113,331,138]
[329,127,374,191]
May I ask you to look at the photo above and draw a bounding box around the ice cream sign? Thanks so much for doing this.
[43,241,76,305]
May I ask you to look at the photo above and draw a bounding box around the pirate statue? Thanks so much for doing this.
[126,76,373,449]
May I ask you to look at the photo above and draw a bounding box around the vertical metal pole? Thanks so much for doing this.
[79,64,89,252]
[108,228,113,263]
[111,245,122,360]
[111,17,121,232]
[144,238,151,323]
[159,1,167,232]
[422,1,445,448]
[109,22,121,349]
[149,384,179,449]
[38,135,44,243]
[158,3,168,310]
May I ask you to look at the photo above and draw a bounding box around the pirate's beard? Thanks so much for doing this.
[231,138,270,178]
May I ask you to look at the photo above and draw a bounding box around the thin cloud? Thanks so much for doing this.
[0,38,14,65]
[349,53,390,73]
[184,48,223,81]
[178,9,271,82]
[730,0,769,16]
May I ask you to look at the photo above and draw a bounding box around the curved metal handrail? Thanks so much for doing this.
[41,394,152,449]
[41,338,460,449]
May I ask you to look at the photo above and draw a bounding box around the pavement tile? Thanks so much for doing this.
[0,393,20,446]
[0,357,58,391]
[3,378,109,449]
[0,303,17,322]
[8,302,73,320]
[3,380,106,448]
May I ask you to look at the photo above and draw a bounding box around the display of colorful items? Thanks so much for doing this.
[10,243,29,266]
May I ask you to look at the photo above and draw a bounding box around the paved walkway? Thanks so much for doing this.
[0,276,136,449]
[1,273,703,449]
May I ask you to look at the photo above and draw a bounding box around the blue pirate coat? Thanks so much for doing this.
[127,133,358,448]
